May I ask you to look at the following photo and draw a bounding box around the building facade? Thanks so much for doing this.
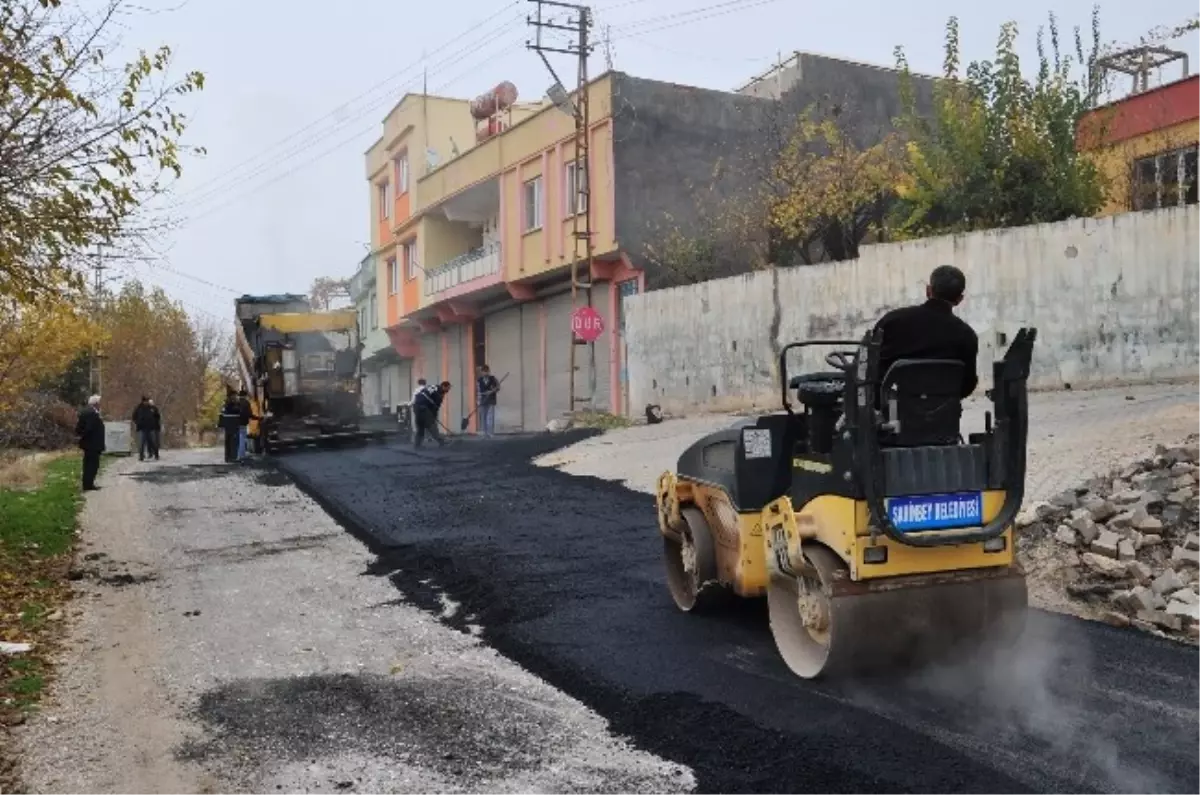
[1077,75,1199,216]
[361,56,921,431]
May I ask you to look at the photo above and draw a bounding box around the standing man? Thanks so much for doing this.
[75,395,105,491]
[236,389,259,461]
[131,396,155,462]
[146,399,162,459]
[218,392,242,463]
[475,364,500,438]
[412,381,451,448]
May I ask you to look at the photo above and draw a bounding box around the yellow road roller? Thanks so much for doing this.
[655,327,1037,679]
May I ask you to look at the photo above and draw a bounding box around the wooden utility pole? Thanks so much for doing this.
[527,0,595,413]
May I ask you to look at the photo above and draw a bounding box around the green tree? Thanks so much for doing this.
[0,0,204,303]
[891,9,1107,237]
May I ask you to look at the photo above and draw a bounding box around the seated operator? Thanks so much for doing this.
[872,265,979,399]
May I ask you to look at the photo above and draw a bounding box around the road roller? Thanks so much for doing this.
[655,327,1037,679]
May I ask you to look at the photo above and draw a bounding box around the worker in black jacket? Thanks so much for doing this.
[412,381,451,448]
[218,393,242,463]
[75,395,106,491]
[873,265,979,398]
[131,396,161,461]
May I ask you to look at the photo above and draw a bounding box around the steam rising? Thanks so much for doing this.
[843,611,1189,793]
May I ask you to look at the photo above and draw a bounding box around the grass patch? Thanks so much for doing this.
[0,451,83,749]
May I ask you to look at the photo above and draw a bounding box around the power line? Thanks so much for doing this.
[178,27,531,226]
[169,0,651,214]
[170,0,524,203]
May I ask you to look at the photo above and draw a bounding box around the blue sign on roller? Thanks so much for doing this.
[887,492,983,532]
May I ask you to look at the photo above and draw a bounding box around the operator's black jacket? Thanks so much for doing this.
[412,384,446,413]
[75,407,106,453]
[873,298,979,398]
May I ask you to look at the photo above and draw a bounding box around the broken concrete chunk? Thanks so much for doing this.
[1136,609,1183,632]
[1107,511,1135,530]
[1172,545,1200,568]
[1152,569,1186,596]
[1165,600,1200,622]
[1128,585,1157,612]
[1134,513,1164,533]
[1117,539,1136,561]
[1167,489,1192,505]
[1080,552,1127,577]
[1054,525,1078,547]
[1015,509,1040,529]
[1101,610,1131,628]
[1060,550,1081,569]
[1050,490,1079,509]
[1170,588,1199,606]
[1091,530,1121,559]
[1128,560,1153,585]
[1082,497,1117,522]
[1186,532,1200,552]
[1111,489,1143,505]
[1070,515,1101,544]
[1140,533,1163,548]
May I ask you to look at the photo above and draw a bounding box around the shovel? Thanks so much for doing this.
[461,372,510,431]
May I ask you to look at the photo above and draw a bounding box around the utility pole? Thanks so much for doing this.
[527,0,595,413]
[89,245,107,397]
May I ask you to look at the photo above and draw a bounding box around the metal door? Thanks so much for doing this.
[486,306,523,432]
[520,304,541,430]
[617,278,640,417]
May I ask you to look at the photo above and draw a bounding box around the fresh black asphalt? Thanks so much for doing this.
[276,432,1199,794]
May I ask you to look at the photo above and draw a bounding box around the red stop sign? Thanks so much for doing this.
[571,306,605,343]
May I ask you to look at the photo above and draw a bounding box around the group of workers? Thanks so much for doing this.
[407,363,502,448]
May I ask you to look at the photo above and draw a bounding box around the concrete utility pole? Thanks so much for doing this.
[89,245,107,397]
[527,0,596,413]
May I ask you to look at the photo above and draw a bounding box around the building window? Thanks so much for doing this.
[522,176,543,232]
[395,153,409,194]
[378,181,391,220]
[368,291,377,329]
[386,258,398,295]
[404,241,418,280]
[1132,145,1200,211]
[564,161,588,216]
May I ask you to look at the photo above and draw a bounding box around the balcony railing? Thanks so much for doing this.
[424,241,501,296]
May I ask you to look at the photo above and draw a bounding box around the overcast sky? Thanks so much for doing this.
[107,0,1199,323]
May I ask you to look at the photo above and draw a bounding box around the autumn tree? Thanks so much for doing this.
[891,9,1107,237]
[98,280,215,443]
[643,99,905,284]
[0,0,205,304]
[0,296,99,413]
[310,277,351,310]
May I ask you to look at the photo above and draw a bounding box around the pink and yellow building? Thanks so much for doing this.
[361,72,774,431]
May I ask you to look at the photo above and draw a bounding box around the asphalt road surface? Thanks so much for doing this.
[279,433,1199,794]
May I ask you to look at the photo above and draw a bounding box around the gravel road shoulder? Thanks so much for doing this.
[13,449,693,794]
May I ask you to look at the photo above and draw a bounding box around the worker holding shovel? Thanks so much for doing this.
[475,364,501,438]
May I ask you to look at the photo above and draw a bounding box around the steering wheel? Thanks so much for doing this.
[824,350,857,372]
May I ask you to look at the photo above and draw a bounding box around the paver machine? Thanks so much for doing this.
[234,294,391,454]
[655,327,1038,679]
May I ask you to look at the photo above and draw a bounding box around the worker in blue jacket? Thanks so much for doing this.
[412,381,451,448]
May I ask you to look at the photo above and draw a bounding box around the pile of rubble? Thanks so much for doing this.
[1017,437,1200,642]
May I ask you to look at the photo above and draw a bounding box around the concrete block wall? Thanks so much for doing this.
[625,206,1200,415]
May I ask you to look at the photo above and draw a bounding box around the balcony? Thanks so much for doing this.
[424,241,501,297]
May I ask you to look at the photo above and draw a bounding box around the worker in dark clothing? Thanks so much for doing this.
[218,393,242,463]
[412,381,451,448]
[236,390,259,461]
[131,396,161,461]
[873,265,979,398]
[76,395,106,491]
[146,399,162,459]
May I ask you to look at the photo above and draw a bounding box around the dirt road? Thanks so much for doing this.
[278,384,1200,794]
[13,451,691,793]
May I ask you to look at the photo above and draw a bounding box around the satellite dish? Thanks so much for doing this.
[546,82,576,116]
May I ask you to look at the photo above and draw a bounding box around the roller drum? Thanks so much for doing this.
[768,546,1028,679]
